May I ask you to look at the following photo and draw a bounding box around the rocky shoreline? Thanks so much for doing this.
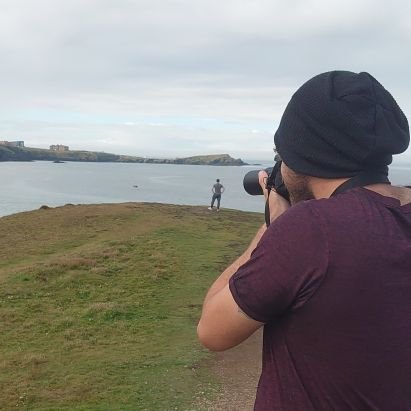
[0,146,247,166]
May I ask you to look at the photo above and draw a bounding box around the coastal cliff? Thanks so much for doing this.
[0,146,246,166]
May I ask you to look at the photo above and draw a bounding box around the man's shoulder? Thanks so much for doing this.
[292,189,365,214]
[265,200,320,242]
[273,198,322,224]
[268,191,363,237]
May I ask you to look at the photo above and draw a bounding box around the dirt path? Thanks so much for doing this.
[198,330,263,410]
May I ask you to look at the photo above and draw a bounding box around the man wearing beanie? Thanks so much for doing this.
[198,71,411,410]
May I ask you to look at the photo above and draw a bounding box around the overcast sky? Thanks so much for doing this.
[0,0,410,162]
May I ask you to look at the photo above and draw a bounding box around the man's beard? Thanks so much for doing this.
[286,175,315,205]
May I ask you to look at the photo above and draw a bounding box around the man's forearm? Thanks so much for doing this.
[202,224,266,307]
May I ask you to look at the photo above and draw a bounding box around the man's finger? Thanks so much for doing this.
[258,171,269,200]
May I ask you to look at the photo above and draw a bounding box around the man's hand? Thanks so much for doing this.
[258,170,290,223]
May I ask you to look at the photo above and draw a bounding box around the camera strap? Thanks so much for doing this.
[264,189,272,227]
[330,171,390,197]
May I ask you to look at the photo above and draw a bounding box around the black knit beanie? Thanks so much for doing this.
[274,71,410,178]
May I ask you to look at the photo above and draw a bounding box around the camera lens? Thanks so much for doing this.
[243,170,263,195]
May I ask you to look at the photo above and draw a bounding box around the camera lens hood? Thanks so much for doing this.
[243,170,264,195]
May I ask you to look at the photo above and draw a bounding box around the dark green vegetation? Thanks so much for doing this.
[0,145,246,165]
[0,203,262,410]
[146,154,246,166]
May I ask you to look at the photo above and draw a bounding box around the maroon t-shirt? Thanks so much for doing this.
[229,188,411,411]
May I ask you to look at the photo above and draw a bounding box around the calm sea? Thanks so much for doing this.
[1,161,410,218]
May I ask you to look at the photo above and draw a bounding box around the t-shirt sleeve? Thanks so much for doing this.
[229,202,328,323]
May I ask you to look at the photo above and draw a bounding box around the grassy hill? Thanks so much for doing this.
[0,203,262,410]
[0,146,246,165]
[0,145,135,162]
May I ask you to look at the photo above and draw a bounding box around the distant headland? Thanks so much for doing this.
[0,142,247,166]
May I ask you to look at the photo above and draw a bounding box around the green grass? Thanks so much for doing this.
[0,203,262,410]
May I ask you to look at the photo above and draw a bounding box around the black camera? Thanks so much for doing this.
[243,159,290,201]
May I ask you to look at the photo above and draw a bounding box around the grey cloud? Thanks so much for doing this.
[0,0,410,159]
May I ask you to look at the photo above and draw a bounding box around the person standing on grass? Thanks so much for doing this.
[198,71,411,410]
[209,179,225,211]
